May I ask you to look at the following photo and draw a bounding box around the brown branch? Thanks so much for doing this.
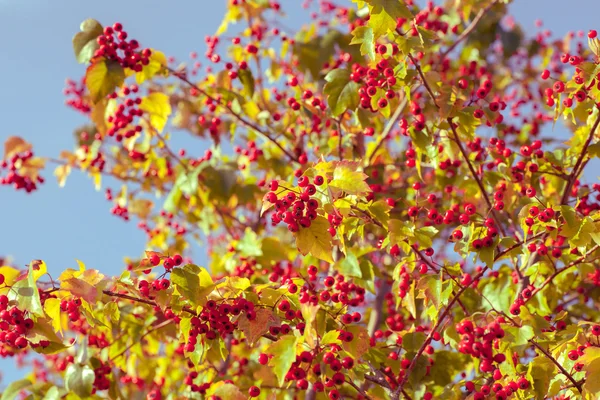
[366,90,411,166]
[560,113,600,205]
[530,340,582,394]
[394,266,489,393]
[167,66,298,162]
[347,379,373,400]
[440,0,500,59]
[109,319,173,361]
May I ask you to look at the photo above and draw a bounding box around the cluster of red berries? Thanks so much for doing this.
[352,60,398,112]
[0,150,44,193]
[184,298,256,348]
[456,318,508,376]
[182,370,212,394]
[106,85,144,142]
[300,269,366,308]
[465,376,530,400]
[148,253,183,271]
[110,204,130,221]
[234,140,264,165]
[138,278,169,297]
[197,114,223,140]
[92,361,112,392]
[137,212,188,243]
[64,77,91,114]
[95,23,152,72]
[0,295,40,353]
[60,297,83,322]
[266,178,322,232]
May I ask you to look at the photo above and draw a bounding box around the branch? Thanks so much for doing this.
[530,340,582,394]
[347,379,373,400]
[440,0,500,59]
[394,267,489,393]
[366,90,411,166]
[166,66,299,162]
[560,112,600,205]
[109,319,172,361]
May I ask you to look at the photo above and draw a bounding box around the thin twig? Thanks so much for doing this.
[530,340,582,394]
[440,0,500,59]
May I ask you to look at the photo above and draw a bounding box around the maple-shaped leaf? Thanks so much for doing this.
[237,308,279,345]
[85,58,125,104]
[329,161,371,195]
[296,216,334,263]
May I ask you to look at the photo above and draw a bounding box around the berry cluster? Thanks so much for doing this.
[95,23,152,72]
[64,77,91,114]
[456,318,510,377]
[92,361,112,392]
[352,60,398,112]
[184,297,256,348]
[0,295,42,354]
[300,269,366,308]
[106,85,144,142]
[266,178,322,232]
[0,150,44,193]
[60,297,83,322]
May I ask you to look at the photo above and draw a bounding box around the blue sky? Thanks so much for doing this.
[1,0,599,387]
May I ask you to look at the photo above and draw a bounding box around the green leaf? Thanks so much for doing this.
[350,26,375,60]
[526,357,555,400]
[207,383,246,400]
[323,69,360,117]
[321,330,342,346]
[85,58,125,104]
[296,216,334,263]
[171,264,214,306]
[8,263,44,317]
[140,92,172,133]
[367,9,397,38]
[72,19,103,64]
[505,325,534,347]
[237,228,263,257]
[238,68,255,98]
[417,274,442,308]
[364,0,413,19]
[339,251,362,278]
[329,162,371,195]
[268,335,299,387]
[580,347,600,395]
[1,379,32,400]
[65,364,95,398]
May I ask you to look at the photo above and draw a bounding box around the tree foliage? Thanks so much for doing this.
[2,0,600,399]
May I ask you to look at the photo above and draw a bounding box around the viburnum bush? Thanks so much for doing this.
[3,0,600,399]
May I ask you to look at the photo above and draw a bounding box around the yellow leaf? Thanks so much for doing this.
[206,382,245,400]
[0,266,20,294]
[329,161,371,195]
[136,50,167,84]
[296,216,334,263]
[140,92,172,133]
[4,136,32,159]
[30,260,47,281]
[85,58,125,104]
[237,308,279,345]
[580,347,600,395]
[54,164,71,187]
[44,298,64,333]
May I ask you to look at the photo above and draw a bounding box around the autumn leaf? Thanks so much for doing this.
[140,92,172,133]
[136,50,167,84]
[296,216,334,263]
[72,19,103,64]
[267,335,299,386]
[237,308,279,345]
[85,58,125,103]
[329,162,371,195]
[4,136,32,160]
[324,68,360,116]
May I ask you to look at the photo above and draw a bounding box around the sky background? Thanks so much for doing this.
[1,0,599,388]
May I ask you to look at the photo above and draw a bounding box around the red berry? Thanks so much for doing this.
[248,386,261,397]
